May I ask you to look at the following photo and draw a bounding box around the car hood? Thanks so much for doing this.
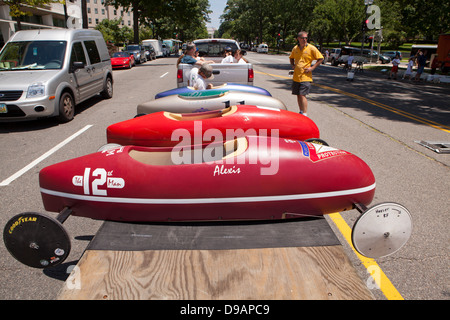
[0,70,60,90]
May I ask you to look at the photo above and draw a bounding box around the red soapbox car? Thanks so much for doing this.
[4,136,412,268]
[104,105,325,149]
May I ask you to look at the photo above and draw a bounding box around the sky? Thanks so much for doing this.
[206,0,228,30]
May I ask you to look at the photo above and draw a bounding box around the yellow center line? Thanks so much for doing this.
[328,213,404,300]
[254,70,450,133]
[256,69,408,300]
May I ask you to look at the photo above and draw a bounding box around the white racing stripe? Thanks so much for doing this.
[40,183,376,205]
[0,125,93,186]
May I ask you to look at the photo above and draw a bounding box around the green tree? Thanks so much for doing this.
[106,0,147,44]
[106,0,211,43]
[95,18,133,45]
[392,0,450,40]
[221,0,273,44]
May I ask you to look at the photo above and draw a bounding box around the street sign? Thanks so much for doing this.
[366,5,381,29]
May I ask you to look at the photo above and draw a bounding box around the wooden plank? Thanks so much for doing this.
[58,246,374,300]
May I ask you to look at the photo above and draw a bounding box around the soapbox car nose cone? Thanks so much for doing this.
[106,121,136,146]
[106,106,321,148]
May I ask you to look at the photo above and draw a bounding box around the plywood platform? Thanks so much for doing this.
[58,218,374,300]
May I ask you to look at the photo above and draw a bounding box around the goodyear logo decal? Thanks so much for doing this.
[9,216,37,234]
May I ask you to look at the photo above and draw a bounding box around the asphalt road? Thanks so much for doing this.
[0,51,448,300]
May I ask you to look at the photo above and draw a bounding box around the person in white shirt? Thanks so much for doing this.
[388,54,401,80]
[192,64,214,90]
[221,47,234,63]
[233,49,248,64]
[188,67,199,87]
[402,56,414,80]
[346,52,354,70]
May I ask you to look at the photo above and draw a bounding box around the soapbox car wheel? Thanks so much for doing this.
[352,202,412,259]
[3,212,71,268]
[305,138,329,146]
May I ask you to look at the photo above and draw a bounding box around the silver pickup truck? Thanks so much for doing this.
[177,39,254,88]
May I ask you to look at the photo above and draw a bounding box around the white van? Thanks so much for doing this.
[257,43,268,53]
[142,39,165,58]
[0,29,113,122]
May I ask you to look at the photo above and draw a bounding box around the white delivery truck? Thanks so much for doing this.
[142,39,166,58]
[177,39,254,87]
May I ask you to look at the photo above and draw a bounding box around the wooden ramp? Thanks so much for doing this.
[58,218,374,300]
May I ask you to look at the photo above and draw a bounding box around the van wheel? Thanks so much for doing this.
[58,92,75,122]
[101,77,113,99]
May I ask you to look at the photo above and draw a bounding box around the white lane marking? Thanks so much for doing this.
[160,72,169,78]
[0,125,93,186]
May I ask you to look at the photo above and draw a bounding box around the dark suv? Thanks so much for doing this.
[125,44,147,64]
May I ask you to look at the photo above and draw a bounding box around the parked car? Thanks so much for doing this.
[257,43,269,53]
[335,46,390,65]
[383,51,403,61]
[0,29,113,122]
[143,45,156,60]
[364,49,390,64]
[111,52,135,69]
[329,48,342,65]
[124,44,147,64]
[161,43,170,57]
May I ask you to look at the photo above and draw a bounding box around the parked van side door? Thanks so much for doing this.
[70,41,92,101]
[83,40,104,95]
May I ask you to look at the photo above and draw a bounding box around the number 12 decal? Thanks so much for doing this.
[74,168,125,196]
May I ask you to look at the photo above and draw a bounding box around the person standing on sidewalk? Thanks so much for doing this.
[388,54,401,80]
[414,50,427,81]
[402,56,415,80]
[289,31,324,116]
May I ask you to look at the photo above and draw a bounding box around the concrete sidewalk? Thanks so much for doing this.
[356,61,450,83]
[323,60,450,84]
